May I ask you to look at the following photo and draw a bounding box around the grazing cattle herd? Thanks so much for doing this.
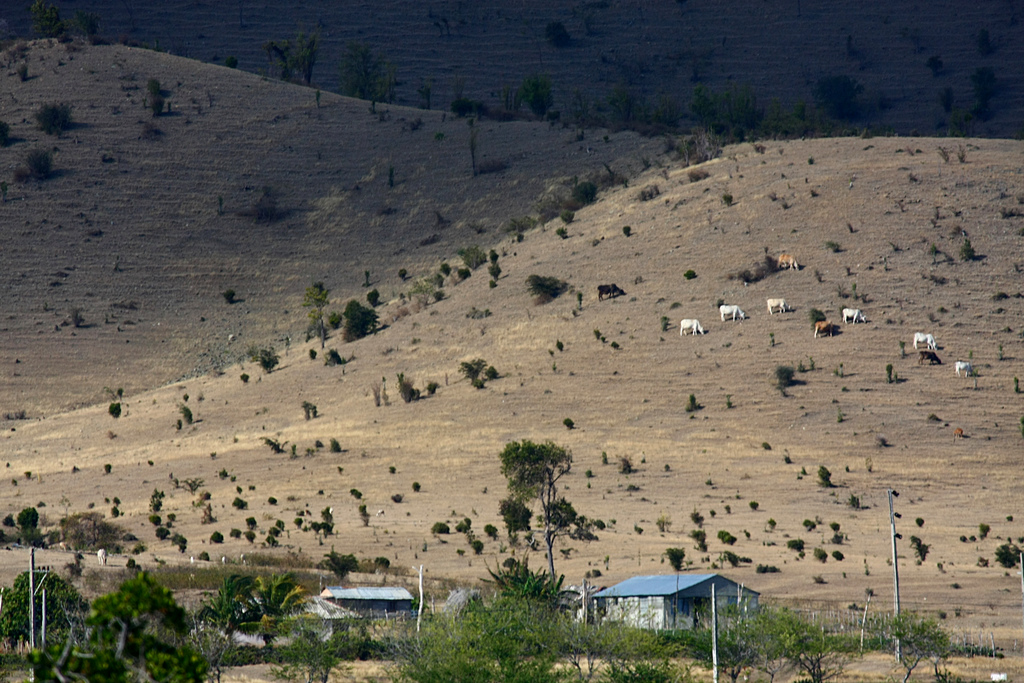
[597,256,978,402]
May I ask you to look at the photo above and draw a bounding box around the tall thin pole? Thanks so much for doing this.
[41,590,46,649]
[1015,548,1024,651]
[28,548,35,651]
[888,489,901,660]
[711,583,719,683]
[415,565,424,633]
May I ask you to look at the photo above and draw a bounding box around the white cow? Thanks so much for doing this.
[766,298,790,315]
[720,304,746,321]
[679,319,706,335]
[913,332,937,350]
[955,361,973,378]
[842,308,866,323]
[97,549,107,566]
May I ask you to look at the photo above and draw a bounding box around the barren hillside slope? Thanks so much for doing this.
[4,121,1024,648]
[0,40,662,413]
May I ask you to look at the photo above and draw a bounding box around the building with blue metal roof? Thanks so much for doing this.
[593,574,758,630]
[320,586,414,618]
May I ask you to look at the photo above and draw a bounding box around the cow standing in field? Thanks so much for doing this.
[97,549,107,566]
[913,332,937,350]
[598,284,626,301]
[777,254,799,270]
[766,298,790,314]
[814,321,835,337]
[720,304,746,321]
[679,319,706,335]
[918,350,942,365]
[842,308,866,323]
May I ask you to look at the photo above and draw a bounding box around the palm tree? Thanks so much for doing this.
[199,574,254,636]
[246,573,306,643]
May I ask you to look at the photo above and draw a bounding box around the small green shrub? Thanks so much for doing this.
[685,394,700,412]
[622,225,632,237]
[825,241,841,253]
[330,438,341,453]
[832,550,845,561]
[721,193,733,206]
[817,466,834,488]
[232,498,247,510]
[431,522,450,535]
[717,530,737,545]
[555,227,568,239]
[350,488,362,499]
[179,405,193,425]
[572,181,598,206]
[18,149,53,181]
[749,501,759,510]
[526,275,568,303]
[108,402,122,418]
[0,122,10,147]
[683,269,696,280]
[786,539,805,552]
[775,366,795,393]
[155,527,170,540]
[210,531,224,544]
[366,289,380,307]
[813,547,828,562]
[563,418,575,429]
[35,103,73,135]
[960,239,976,261]
[249,346,280,373]
[225,56,238,68]
[665,547,686,571]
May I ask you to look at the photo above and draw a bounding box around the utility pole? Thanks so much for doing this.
[888,488,902,659]
[28,548,35,651]
[711,582,719,683]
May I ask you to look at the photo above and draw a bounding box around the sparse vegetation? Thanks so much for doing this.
[526,275,568,303]
[35,103,73,135]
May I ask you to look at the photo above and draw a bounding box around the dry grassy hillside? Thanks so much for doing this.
[6,0,1024,136]
[0,40,662,414]
[4,113,1024,656]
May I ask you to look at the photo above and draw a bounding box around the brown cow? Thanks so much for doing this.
[598,284,626,301]
[953,428,964,441]
[813,320,834,337]
[777,253,799,270]
[918,350,942,365]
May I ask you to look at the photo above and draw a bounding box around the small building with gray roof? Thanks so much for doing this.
[593,574,758,630]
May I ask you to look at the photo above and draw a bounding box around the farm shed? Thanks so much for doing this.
[319,586,414,618]
[594,574,758,630]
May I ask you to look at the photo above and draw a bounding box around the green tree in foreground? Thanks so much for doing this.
[499,440,597,578]
[882,613,950,683]
[30,572,207,683]
[0,572,86,648]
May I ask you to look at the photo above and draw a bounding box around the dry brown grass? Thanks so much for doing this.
[2,40,1024,681]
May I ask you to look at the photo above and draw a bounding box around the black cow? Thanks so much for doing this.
[918,350,942,365]
[598,284,626,301]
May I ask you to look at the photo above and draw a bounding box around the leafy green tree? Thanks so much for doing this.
[29,573,207,683]
[775,608,857,683]
[271,617,343,683]
[30,0,65,37]
[519,74,554,117]
[881,613,950,683]
[303,281,330,349]
[664,547,686,571]
[342,299,378,341]
[748,607,794,683]
[249,346,280,373]
[499,440,596,578]
[263,28,321,84]
[685,608,759,683]
[319,549,359,581]
[338,42,395,102]
[393,597,565,683]
[17,506,43,545]
[0,571,87,648]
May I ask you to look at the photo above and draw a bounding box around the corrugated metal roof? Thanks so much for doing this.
[320,586,414,601]
[593,574,758,599]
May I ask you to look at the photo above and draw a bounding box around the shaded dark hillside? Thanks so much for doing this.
[0,41,662,414]
[5,1,1024,136]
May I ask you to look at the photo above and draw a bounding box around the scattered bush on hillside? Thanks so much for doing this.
[342,299,378,341]
[519,74,554,117]
[808,308,827,325]
[0,122,10,147]
[35,103,73,135]
[458,245,488,270]
[526,275,568,304]
[248,346,279,373]
[775,365,795,394]
[665,547,686,571]
[30,1,65,38]
[225,56,238,68]
[727,255,779,284]
[431,522,450,535]
[15,149,53,182]
[571,180,598,206]
[545,21,570,47]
